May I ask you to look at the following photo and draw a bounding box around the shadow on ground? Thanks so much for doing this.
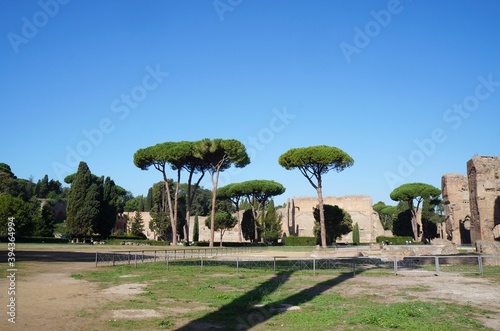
[1,250,96,263]
[175,270,359,330]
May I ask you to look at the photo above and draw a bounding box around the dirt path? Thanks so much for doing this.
[0,261,103,331]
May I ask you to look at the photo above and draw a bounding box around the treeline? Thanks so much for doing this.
[0,163,67,237]
[122,181,215,242]
[123,182,213,217]
[122,179,286,246]
[65,162,129,239]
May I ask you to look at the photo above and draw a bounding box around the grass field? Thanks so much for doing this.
[1,244,499,330]
[74,261,498,330]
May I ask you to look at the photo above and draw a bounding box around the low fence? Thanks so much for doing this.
[95,249,500,276]
[162,256,381,275]
[394,255,495,275]
[95,246,260,267]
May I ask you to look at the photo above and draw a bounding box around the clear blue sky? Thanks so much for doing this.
[1,0,499,206]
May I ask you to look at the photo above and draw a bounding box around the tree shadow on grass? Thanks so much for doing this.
[175,271,293,330]
[175,270,360,330]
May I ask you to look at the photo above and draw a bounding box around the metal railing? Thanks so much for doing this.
[95,246,260,267]
[393,255,500,275]
[95,250,500,276]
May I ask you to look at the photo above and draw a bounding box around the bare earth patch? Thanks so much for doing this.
[101,283,147,296]
[112,309,161,319]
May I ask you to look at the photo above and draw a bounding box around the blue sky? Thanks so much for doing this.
[1,0,499,206]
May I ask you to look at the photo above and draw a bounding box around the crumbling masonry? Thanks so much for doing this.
[442,156,500,244]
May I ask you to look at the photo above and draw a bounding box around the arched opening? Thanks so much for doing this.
[460,216,472,244]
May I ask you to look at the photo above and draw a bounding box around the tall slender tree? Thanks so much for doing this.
[194,139,250,247]
[168,141,208,245]
[352,223,360,245]
[134,143,178,244]
[279,145,353,248]
[95,176,118,238]
[149,181,172,241]
[145,188,154,211]
[193,214,200,242]
[263,200,283,244]
[66,162,100,240]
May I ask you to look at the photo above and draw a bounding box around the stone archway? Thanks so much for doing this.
[460,216,472,244]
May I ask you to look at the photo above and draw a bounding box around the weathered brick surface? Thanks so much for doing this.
[441,173,470,244]
[467,156,500,242]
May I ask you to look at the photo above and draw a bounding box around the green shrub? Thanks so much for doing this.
[352,223,360,245]
[284,236,316,246]
[192,241,261,247]
[107,235,148,240]
[376,235,414,245]
[104,238,170,246]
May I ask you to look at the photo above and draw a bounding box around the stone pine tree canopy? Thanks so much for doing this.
[390,183,441,203]
[390,182,441,242]
[218,180,286,202]
[192,138,250,247]
[218,179,286,243]
[133,139,251,247]
[278,145,354,248]
[278,145,354,181]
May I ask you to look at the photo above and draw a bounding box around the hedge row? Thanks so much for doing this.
[104,239,171,246]
[192,241,264,247]
[376,236,414,245]
[284,236,317,246]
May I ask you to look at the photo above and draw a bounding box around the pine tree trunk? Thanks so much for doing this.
[317,186,327,248]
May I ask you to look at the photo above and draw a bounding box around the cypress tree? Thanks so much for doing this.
[35,200,56,237]
[38,174,49,198]
[264,200,283,244]
[66,162,100,240]
[193,214,199,242]
[130,211,144,237]
[352,222,360,245]
[94,177,118,238]
[138,196,145,212]
[145,188,153,211]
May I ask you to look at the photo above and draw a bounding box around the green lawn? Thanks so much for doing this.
[75,262,496,330]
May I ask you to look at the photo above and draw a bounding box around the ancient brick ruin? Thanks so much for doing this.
[467,156,500,242]
[283,195,385,243]
[441,173,470,245]
[118,195,386,244]
[442,156,500,244]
